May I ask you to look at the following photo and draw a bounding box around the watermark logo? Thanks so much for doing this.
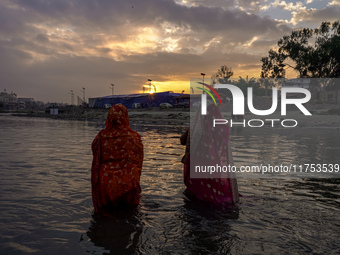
[196,82,222,115]
[201,84,311,116]
[190,78,339,179]
[198,83,312,128]
[196,82,223,106]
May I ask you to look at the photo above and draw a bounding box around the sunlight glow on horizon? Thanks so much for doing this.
[138,80,190,94]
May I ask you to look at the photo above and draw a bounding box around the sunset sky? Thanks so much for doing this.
[1,0,339,103]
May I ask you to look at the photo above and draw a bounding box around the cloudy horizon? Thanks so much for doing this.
[1,0,339,103]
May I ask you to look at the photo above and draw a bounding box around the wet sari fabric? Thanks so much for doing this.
[182,104,239,205]
[91,104,143,212]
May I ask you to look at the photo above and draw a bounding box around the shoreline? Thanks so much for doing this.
[4,105,340,128]
[6,108,191,125]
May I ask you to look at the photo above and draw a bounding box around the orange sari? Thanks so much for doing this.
[91,104,143,212]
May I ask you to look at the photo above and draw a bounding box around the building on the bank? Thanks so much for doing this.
[17,98,35,110]
[0,90,17,104]
[0,90,18,110]
[89,91,190,109]
[17,98,34,102]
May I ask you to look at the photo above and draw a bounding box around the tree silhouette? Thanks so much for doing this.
[211,65,234,84]
[261,21,340,79]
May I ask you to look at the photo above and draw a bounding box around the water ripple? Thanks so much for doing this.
[0,116,339,254]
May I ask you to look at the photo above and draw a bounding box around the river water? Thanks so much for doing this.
[0,115,339,254]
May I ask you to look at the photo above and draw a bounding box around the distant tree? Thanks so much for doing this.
[211,65,234,84]
[261,21,340,80]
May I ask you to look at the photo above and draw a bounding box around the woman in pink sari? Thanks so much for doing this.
[181,104,239,205]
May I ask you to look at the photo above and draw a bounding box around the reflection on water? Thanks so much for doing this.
[230,127,340,178]
[87,209,144,254]
[0,116,339,254]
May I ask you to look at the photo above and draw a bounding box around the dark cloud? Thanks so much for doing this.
[9,0,287,43]
[35,33,50,43]
[0,0,326,102]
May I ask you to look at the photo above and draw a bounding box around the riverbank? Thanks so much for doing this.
[7,103,340,128]
[9,107,191,124]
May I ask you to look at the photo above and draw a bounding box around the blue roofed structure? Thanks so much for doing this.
[89,91,189,109]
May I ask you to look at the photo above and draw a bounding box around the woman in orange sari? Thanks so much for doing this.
[91,104,143,212]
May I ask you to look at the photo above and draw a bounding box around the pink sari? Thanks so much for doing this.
[182,104,239,205]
